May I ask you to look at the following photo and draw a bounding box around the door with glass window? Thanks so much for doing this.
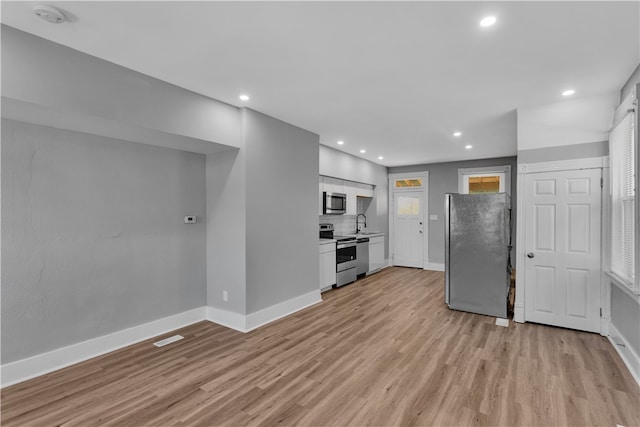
[393,191,424,268]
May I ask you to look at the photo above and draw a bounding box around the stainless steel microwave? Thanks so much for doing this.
[323,192,346,215]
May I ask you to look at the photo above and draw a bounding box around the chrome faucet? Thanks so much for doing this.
[356,213,367,233]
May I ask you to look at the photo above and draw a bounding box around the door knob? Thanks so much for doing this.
[419,230,423,234]
[527,252,535,258]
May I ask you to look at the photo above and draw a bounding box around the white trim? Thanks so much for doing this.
[0,306,207,388]
[516,156,607,331]
[514,303,525,323]
[608,323,640,387]
[424,262,445,272]
[514,164,527,324]
[388,171,429,269]
[206,306,248,332]
[245,290,322,332]
[519,156,606,174]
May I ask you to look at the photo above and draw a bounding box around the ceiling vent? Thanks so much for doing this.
[33,5,65,24]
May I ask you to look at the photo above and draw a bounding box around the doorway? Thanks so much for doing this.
[523,167,602,332]
[389,172,428,269]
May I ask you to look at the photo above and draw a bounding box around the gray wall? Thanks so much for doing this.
[389,156,517,265]
[517,141,608,164]
[2,25,240,152]
[611,286,640,357]
[206,147,247,315]
[1,119,206,363]
[319,145,389,257]
[246,110,319,313]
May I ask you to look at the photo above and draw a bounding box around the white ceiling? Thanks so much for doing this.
[2,1,638,167]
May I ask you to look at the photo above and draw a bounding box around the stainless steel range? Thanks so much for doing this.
[320,224,357,287]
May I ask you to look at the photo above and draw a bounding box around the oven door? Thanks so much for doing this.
[324,192,346,215]
[336,241,356,272]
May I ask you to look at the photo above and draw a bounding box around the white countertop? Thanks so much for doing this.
[319,238,336,245]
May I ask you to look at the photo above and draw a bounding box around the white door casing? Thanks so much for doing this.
[388,171,429,269]
[524,168,602,332]
[393,191,424,268]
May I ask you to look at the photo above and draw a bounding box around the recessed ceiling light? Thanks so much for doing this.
[360,149,366,154]
[465,145,473,150]
[239,94,250,101]
[562,89,575,97]
[378,156,384,160]
[480,16,497,27]
[453,131,462,137]
[337,140,344,145]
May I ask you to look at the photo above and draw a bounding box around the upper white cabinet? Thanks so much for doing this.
[356,183,374,198]
[319,176,374,216]
[345,185,358,215]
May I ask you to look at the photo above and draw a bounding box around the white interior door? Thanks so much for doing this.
[393,192,424,268]
[524,168,602,332]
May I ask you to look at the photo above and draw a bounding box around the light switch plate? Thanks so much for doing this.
[184,216,196,224]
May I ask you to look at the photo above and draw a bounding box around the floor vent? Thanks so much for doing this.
[495,318,509,328]
[153,335,184,347]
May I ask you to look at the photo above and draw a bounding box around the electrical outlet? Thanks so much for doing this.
[223,290,228,302]
[184,216,196,224]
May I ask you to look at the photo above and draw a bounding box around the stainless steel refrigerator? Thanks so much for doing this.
[445,193,511,318]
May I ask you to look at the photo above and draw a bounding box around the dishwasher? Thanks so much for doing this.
[356,237,369,277]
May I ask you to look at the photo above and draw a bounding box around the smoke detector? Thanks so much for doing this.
[33,5,65,24]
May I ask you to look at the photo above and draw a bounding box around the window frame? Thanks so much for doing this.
[609,89,638,293]
[458,165,512,195]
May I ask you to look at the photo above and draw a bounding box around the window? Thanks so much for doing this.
[395,178,423,188]
[458,166,511,195]
[610,109,636,288]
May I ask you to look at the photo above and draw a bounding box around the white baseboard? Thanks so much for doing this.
[608,323,640,387]
[514,303,525,323]
[205,306,248,332]
[424,262,445,272]
[1,290,325,388]
[0,306,207,388]
[245,290,322,332]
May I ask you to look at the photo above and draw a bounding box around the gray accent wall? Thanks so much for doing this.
[206,147,247,315]
[1,119,206,363]
[2,25,240,153]
[611,286,640,357]
[388,156,517,265]
[245,110,319,313]
[518,141,608,164]
[206,109,319,315]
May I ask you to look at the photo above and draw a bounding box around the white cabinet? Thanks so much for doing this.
[319,176,374,216]
[323,177,344,194]
[368,236,385,272]
[356,183,374,198]
[345,185,357,215]
[319,243,336,291]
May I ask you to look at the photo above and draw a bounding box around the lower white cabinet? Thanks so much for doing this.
[319,243,336,291]
[368,236,385,272]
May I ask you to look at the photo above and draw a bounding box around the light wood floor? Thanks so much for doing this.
[2,267,639,426]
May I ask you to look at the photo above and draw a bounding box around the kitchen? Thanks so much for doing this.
[1,2,639,426]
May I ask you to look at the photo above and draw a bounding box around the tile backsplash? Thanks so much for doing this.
[319,215,359,235]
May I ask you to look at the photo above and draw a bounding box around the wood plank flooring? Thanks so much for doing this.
[2,267,639,426]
